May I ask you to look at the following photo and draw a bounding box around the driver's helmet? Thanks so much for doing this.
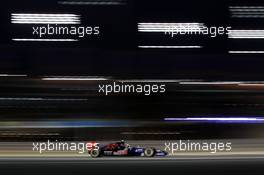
[120,140,130,148]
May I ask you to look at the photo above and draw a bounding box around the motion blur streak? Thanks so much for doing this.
[238,84,264,86]
[230,6,264,18]
[164,117,264,123]
[229,51,264,54]
[11,13,81,24]
[229,30,264,39]
[138,46,202,49]
[119,79,182,83]
[0,120,136,129]
[121,132,181,135]
[42,77,109,81]
[12,39,78,42]
[58,0,126,5]
[0,74,27,77]
[0,98,87,101]
[179,81,242,85]
[138,23,204,33]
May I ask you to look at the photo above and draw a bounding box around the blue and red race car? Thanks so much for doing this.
[89,140,168,158]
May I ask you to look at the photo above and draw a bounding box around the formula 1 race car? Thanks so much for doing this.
[89,140,168,158]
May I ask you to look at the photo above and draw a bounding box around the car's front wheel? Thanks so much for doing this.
[144,148,156,157]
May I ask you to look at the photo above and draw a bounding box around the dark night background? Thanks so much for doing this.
[0,0,264,174]
[0,0,262,79]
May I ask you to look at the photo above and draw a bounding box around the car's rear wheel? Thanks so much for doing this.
[90,149,101,158]
[144,148,156,157]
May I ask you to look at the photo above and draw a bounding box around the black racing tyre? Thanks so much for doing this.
[144,147,156,157]
[90,149,101,158]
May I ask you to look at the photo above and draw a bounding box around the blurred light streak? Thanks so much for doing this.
[230,6,264,8]
[138,46,202,49]
[0,98,87,101]
[138,23,205,33]
[121,132,180,135]
[119,79,181,83]
[230,6,264,18]
[58,0,126,5]
[42,77,109,81]
[229,51,264,54]
[0,120,137,129]
[0,74,27,77]
[232,15,264,18]
[238,83,264,86]
[164,117,264,123]
[179,81,241,85]
[12,39,78,42]
[11,13,80,24]
[0,133,60,136]
[229,30,264,39]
